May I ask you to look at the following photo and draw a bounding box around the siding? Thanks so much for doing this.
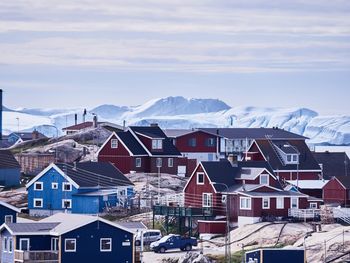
[1,229,14,263]
[0,205,17,225]
[323,179,349,206]
[0,168,20,187]
[174,131,218,153]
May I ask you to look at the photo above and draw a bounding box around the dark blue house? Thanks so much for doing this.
[0,201,20,225]
[0,150,21,187]
[26,161,134,216]
[0,213,134,263]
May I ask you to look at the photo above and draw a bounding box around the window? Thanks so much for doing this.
[287,155,292,162]
[206,138,215,147]
[4,215,13,224]
[65,239,76,252]
[8,238,13,253]
[34,198,43,208]
[240,197,251,210]
[196,173,204,185]
[188,138,197,147]
[203,193,212,207]
[100,238,112,252]
[34,182,43,191]
[3,237,7,252]
[286,154,298,164]
[62,199,72,209]
[152,139,163,150]
[309,202,317,209]
[222,195,227,204]
[262,197,270,209]
[260,174,269,185]
[62,182,72,192]
[19,239,30,251]
[168,158,173,167]
[156,158,162,168]
[291,197,298,209]
[51,238,59,251]
[52,183,58,189]
[276,197,284,209]
[292,155,298,162]
[135,158,142,168]
[111,139,118,149]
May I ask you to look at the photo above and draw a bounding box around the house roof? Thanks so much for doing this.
[117,131,148,155]
[286,180,329,189]
[312,152,350,179]
[5,222,59,235]
[0,201,21,213]
[62,122,101,131]
[240,190,308,197]
[129,126,181,156]
[334,176,350,189]
[73,189,119,196]
[164,129,221,138]
[0,150,20,169]
[55,162,133,188]
[116,221,147,231]
[200,128,307,140]
[12,131,47,140]
[253,139,321,171]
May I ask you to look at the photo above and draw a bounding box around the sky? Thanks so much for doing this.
[0,0,350,115]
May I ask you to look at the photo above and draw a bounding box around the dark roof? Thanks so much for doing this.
[164,129,221,138]
[129,126,181,156]
[335,176,350,189]
[116,131,148,155]
[201,161,241,192]
[0,139,13,149]
[200,128,307,140]
[12,132,46,140]
[0,150,20,169]
[117,222,147,230]
[254,140,321,171]
[238,161,275,175]
[6,223,59,234]
[55,161,133,187]
[62,122,100,131]
[274,142,299,154]
[312,152,350,179]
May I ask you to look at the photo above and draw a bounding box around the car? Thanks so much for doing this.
[135,229,162,246]
[150,234,198,253]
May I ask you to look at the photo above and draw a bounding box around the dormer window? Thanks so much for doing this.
[286,154,299,164]
[111,139,118,149]
[152,139,163,150]
[260,174,269,185]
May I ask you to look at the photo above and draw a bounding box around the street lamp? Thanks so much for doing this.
[211,182,231,263]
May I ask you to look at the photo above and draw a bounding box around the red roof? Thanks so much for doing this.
[62,122,102,131]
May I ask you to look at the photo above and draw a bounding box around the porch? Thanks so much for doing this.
[288,208,320,220]
[14,250,59,263]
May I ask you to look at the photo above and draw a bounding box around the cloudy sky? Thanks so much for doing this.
[1,0,350,114]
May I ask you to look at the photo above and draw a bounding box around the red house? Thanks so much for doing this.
[98,125,188,175]
[164,129,221,163]
[323,176,350,206]
[246,139,322,181]
[183,160,314,227]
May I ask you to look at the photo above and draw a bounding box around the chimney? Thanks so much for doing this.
[74,114,78,125]
[0,89,2,140]
[32,129,39,140]
[150,123,158,127]
[93,115,98,128]
[123,120,126,131]
[83,108,87,123]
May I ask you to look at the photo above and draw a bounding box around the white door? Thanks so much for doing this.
[177,166,186,177]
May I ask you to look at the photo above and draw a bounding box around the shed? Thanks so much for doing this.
[245,248,305,263]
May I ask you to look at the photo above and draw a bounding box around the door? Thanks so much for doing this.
[19,239,30,251]
[51,238,59,251]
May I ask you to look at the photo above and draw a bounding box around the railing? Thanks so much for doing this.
[159,193,184,206]
[153,205,213,217]
[288,208,320,219]
[333,208,350,224]
[15,250,59,263]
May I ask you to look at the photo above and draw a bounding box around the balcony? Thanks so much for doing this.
[15,250,59,263]
[153,205,213,217]
[288,208,320,220]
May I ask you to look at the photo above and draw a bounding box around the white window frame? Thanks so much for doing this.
[34,182,43,191]
[3,237,7,252]
[51,238,59,251]
[221,194,227,204]
[152,139,163,150]
[309,202,317,209]
[19,238,30,251]
[276,197,284,209]
[33,198,43,208]
[64,239,76,252]
[168,158,173,168]
[62,199,72,209]
[260,174,269,185]
[62,182,72,192]
[291,197,299,209]
[196,172,204,185]
[52,183,58,189]
[4,215,13,224]
[135,158,142,168]
[156,158,162,168]
[262,197,270,209]
[8,238,13,253]
[100,238,112,252]
[240,197,252,210]
[202,193,213,207]
[207,138,215,147]
[111,139,118,149]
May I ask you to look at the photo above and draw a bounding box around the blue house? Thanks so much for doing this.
[0,213,134,263]
[0,201,20,225]
[0,150,21,187]
[26,161,134,216]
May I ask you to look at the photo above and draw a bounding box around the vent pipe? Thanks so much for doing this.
[74,114,78,125]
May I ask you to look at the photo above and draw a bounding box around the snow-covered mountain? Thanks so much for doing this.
[2,96,350,145]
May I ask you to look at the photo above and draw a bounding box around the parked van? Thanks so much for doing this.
[135,230,162,246]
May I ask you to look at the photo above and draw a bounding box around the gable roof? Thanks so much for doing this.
[0,201,21,213]
[129,126,181,156]
[164,129,221,138]
[3,222,59,235]
[334,176,350,189]
[286,180,329,190]
[11,131,47,141]
[252,139,321,171]
[200,128,307,140]
[312,152,350,179]
[62,122,99,131]
[117,131,148,156]
[0,150,20,169]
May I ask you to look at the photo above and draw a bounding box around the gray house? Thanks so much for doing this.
[0,150,21,187]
